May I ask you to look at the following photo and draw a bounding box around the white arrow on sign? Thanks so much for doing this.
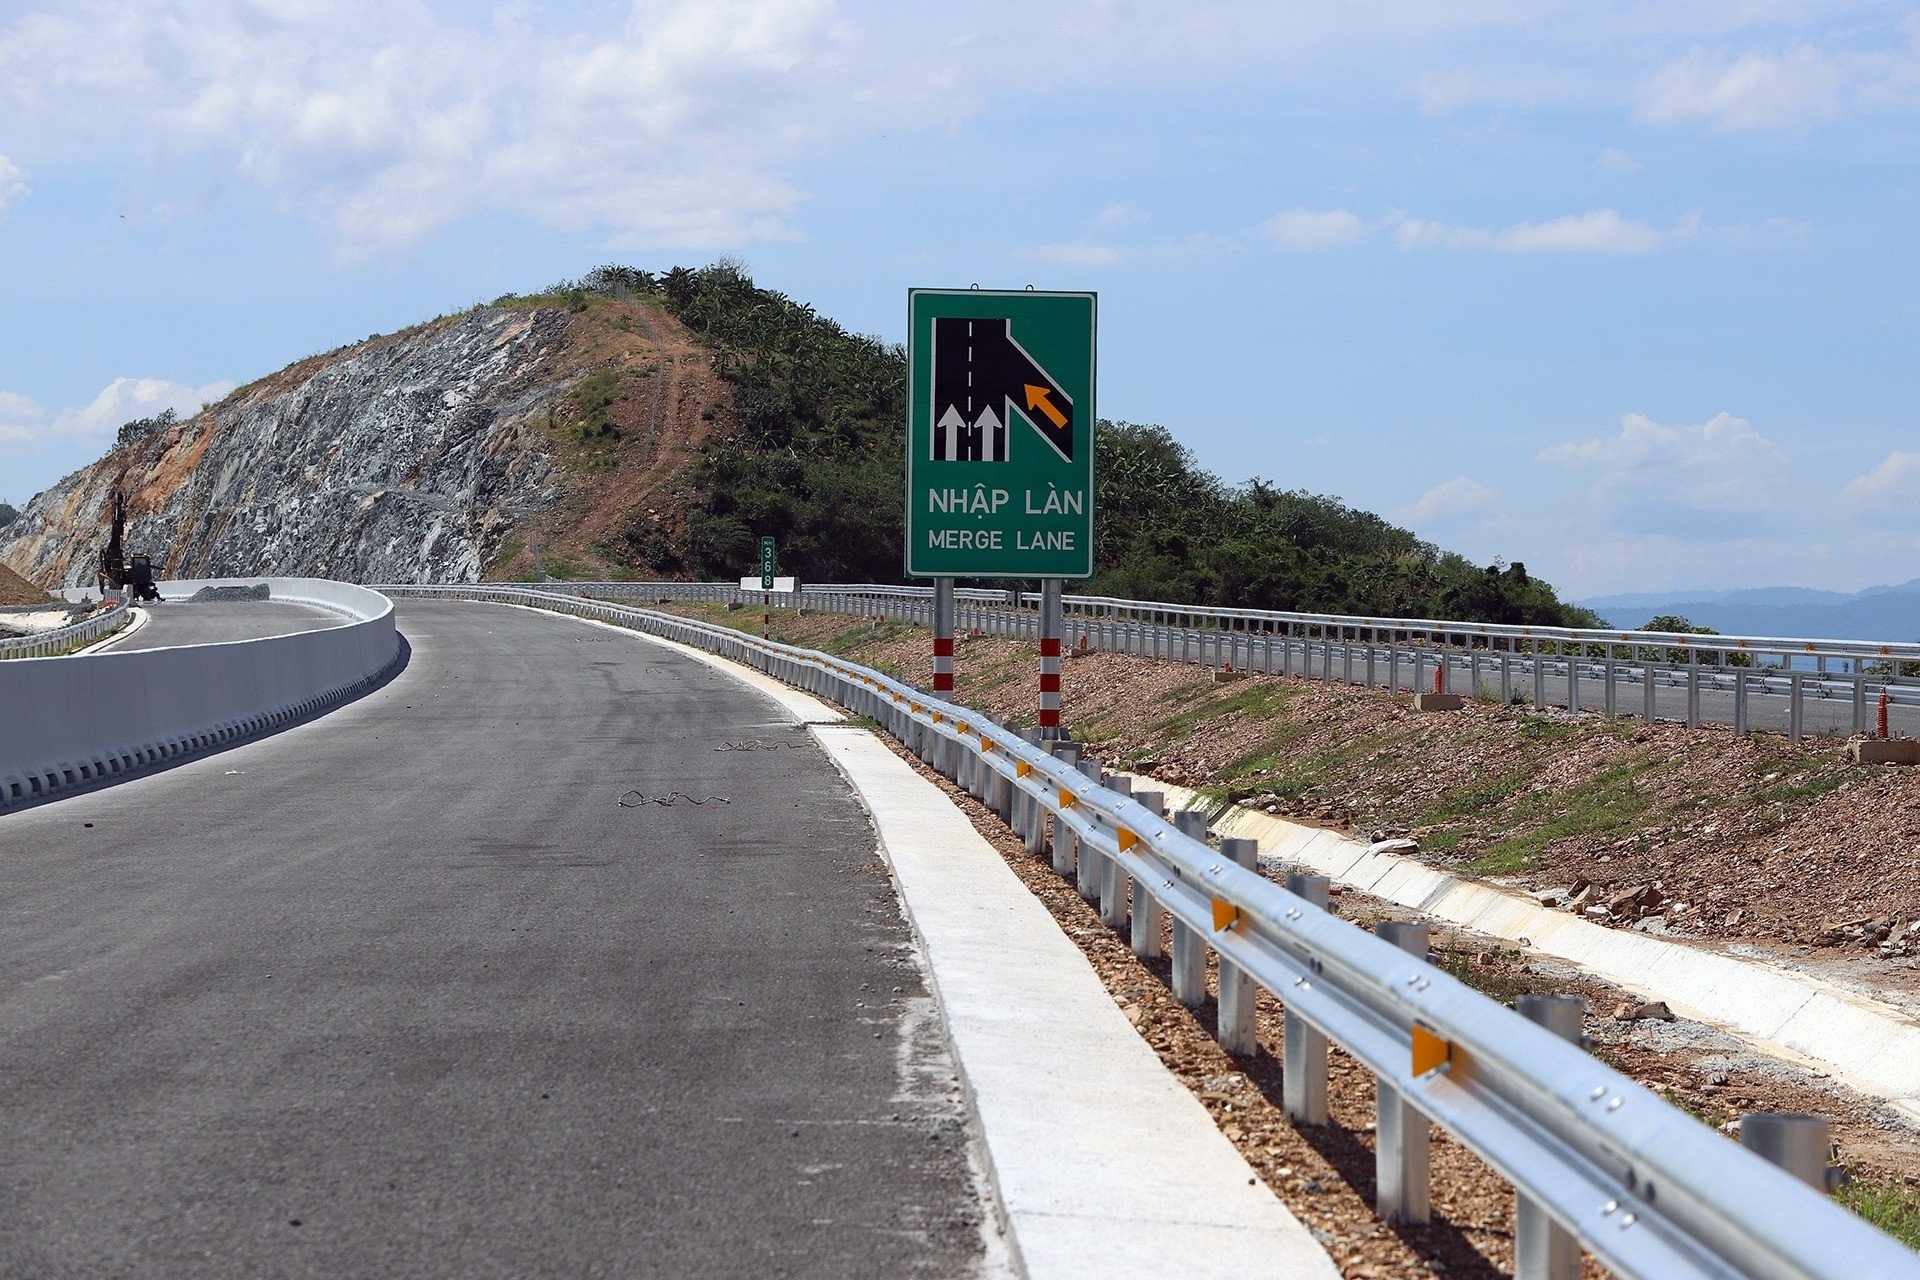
[935,404,1007,462]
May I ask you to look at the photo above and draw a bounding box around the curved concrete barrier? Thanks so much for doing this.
[0,579,400,810]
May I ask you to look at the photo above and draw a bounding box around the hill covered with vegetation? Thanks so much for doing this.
[563,262,1595,626]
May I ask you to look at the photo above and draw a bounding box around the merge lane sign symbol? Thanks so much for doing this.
[931,317,1074,463]
[905,288,1094,580]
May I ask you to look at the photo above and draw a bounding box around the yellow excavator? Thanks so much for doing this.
[96,489,162,602]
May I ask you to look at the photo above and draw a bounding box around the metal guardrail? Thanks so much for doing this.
[384,583,1918,1280]
[504,581,1920,741]
[0,598,130,659]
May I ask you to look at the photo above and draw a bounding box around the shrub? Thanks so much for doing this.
[115,408,177,448]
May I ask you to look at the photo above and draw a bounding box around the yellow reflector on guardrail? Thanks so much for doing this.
[1117,828,1137,852]
[1016,761,1031,777]
[1059,788,1076,807]
[1412,1025,1451,1076]
[1211,898,1240,932]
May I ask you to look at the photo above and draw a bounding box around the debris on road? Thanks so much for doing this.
[188,582,271,603]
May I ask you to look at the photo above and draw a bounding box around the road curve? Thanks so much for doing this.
[0,601,988,1278]
[102,598,350,652]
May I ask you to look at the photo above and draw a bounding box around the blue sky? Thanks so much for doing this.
[3,1,1918,598]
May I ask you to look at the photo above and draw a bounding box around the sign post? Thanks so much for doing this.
[759,536,776,639]
[906,289,1094,737]
[933,578,955,695]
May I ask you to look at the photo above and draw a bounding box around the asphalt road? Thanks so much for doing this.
[105,599,348,652]
[0,601,987,1278]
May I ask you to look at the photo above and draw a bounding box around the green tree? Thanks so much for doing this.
[116,408,177,448]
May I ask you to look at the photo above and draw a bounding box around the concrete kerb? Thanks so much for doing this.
[511,600,1339,1280]
[1154,782,1920,1116]
[72,605,149,654]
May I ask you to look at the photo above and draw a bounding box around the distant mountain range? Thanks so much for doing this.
[1580,578,1920,643]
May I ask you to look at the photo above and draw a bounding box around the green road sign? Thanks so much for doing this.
[759,536,776,590]
[905,289,1095,579]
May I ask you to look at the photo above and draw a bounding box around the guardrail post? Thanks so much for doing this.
[1741,1113,1837,1191]
[1282,872,1330,1126]
[1603,656,1617,716]
[1532,642,1545,708]
[1853,676,1867,736]
[1075,759,1105,890]
[987,718,1014,822]
[1130,791,1168,958]
[1048,741,1082,862]
[1018,728,1047,854]
[1789,672,1805,743]
[1566,645,1580,714]
[1734,669,1749,737]
[1687,667,1702,728]
[1168,810,1211,977]
[1644,658,1658,722]
[1100,773,1133,927]
[1062,757,1101,877]
[1216,836,1260,1055]
[1515,994,1586,1280]
[1374,920,1431,1224]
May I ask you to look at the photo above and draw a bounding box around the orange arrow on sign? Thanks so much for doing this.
[1024,384,1068,429]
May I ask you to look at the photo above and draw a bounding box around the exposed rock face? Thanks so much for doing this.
[1,307,575,587]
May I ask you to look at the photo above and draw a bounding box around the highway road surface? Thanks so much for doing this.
[104,598,349,652]
[0,601,990,1278]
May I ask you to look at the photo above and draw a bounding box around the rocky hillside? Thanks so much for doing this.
[0,289,726,588]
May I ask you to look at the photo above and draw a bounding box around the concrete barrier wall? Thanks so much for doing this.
[1,579,399,809]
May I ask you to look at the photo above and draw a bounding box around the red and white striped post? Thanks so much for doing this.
[933,578,955,694]
[1039,579,1064,738]
[1879,690,1891,740]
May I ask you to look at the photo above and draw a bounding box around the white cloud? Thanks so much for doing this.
[0,153,25,219]
[1637,47,1845,130]
[1596,147,1641,174]
[1840,451,1920,525]
[1027,241,1122,267]
[1263,208,1365,250]
[1405,476,1495,522]
[1392,216,1492,250]
[1096,203,1138,227]
[1389,208,1696,254]
[1496,208,1672,253]
[0,377,236,451]
[0,0,876,255]
[1538,411,1788,527]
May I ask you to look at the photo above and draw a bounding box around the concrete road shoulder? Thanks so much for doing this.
[811,727,1340,1280]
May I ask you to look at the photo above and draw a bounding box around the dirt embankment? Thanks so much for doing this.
[0,561,52,606]
[486,297,731,582]
[667,603,1920,965]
